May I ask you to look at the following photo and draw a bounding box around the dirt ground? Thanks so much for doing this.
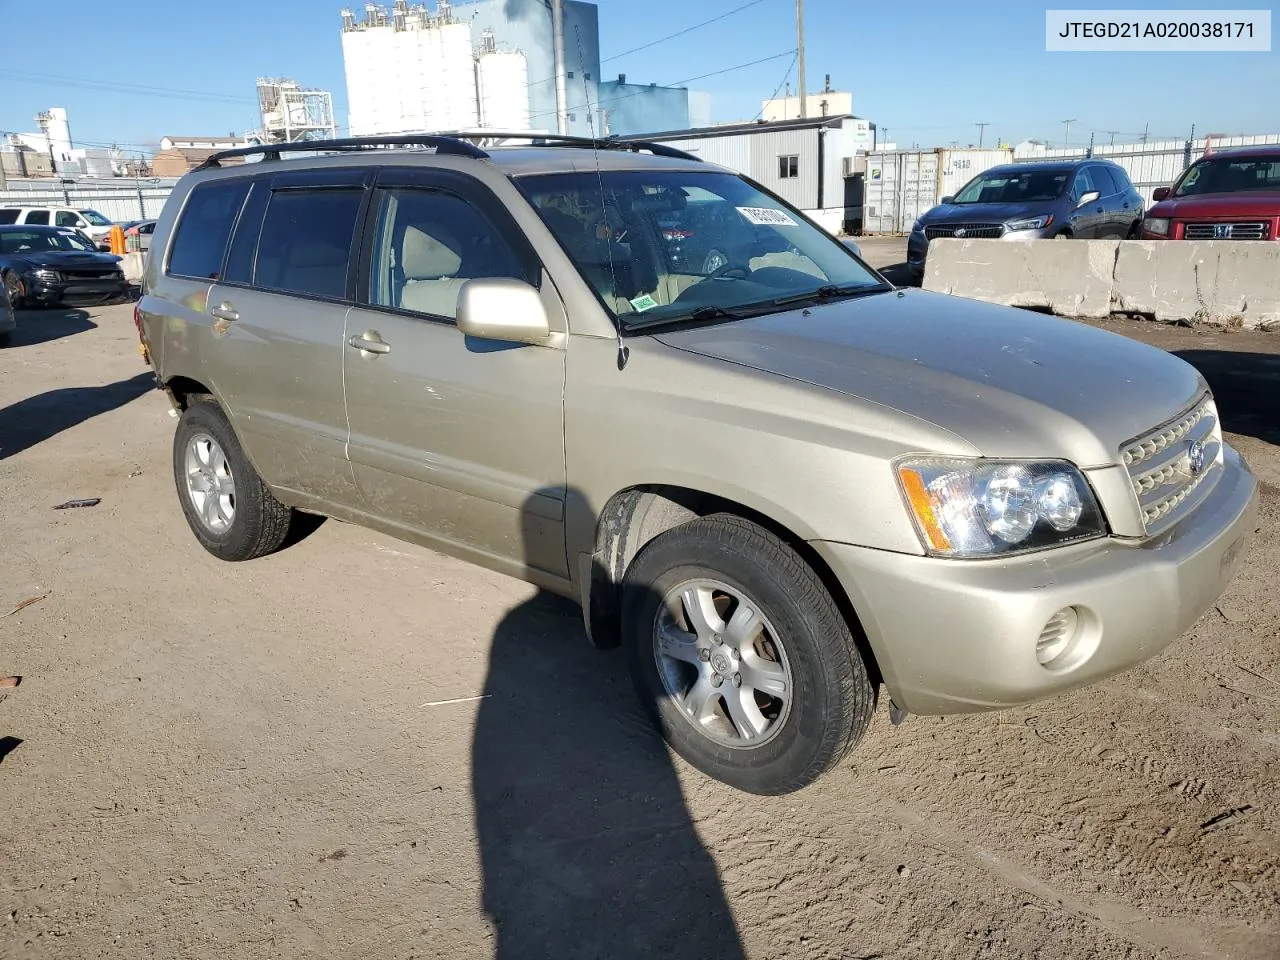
[1,294,1277,960]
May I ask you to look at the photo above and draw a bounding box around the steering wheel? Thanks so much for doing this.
[706,263,751,281]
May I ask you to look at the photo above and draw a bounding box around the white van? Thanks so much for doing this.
[0,206,115,247]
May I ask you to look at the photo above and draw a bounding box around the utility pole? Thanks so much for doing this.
[1087,131,1095,158]
[1139,122,1149,144]
[551,0,569,135]
[1103,130,1120,146]
[976,122,989,148]
[796,0,807,118]
[1062,118,1076,149]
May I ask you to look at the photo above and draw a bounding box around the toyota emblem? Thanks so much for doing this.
[1187,439,1207,475]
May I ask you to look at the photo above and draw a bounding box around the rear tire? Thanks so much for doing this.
[622,514,876,795]
[1126,221,1142,239]
[0,332,10,348]
[172,400,294,562]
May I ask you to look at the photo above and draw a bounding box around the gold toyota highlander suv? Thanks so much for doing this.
[134,134,1259,795]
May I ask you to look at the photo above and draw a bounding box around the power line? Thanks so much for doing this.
[0,69,256,106]
[603,0,772,65]
[752,50,799,121]
[525,50,796,124]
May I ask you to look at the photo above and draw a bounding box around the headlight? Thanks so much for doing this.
[28,268,61,282]
[896,457,1106,558]
[1144,217,1170,236]
[1006,214,1053,231]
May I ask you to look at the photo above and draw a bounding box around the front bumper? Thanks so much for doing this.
[23,275,130,306]
[813,445,1259,715]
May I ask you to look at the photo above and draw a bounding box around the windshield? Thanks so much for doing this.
[1174,155,1280,197]
[951,169,1070,204]
[78,209,112,226]
[519,170,886,329]
[0,228,98,254]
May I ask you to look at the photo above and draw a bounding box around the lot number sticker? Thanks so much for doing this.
[737,206,798,227]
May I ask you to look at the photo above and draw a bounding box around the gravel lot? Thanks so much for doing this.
[1,293,1277,960]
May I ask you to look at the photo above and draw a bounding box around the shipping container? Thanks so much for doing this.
[863,148,1013,234]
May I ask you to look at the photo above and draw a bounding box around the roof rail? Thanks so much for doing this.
[194,135,490,171]
[439,130,703,162]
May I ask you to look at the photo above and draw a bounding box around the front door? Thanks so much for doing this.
[343,168,569,576]
[1067,167,1107,237]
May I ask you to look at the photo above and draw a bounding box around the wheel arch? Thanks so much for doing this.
[580,483,882,685]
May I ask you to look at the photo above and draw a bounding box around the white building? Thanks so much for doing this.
[761,84,854,123]
[342,3,495,136]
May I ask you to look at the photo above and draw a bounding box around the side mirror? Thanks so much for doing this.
[456,278,550,345]
[940,195,955,205]
[1076,190,1101,208]
[1152,186,1170,202]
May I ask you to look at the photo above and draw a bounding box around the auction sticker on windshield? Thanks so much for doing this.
[738,206,798,227]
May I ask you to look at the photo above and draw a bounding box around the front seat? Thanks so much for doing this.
[399,224,467,318]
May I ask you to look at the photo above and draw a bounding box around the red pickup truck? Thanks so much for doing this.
[1142,145,1280,241]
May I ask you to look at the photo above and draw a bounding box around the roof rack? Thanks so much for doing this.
[194,135,490,170]
[440,130,703,162]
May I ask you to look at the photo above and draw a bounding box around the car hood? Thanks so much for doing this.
[9,251,122,268]
[653,289,1205,467]
[1147,192,1280,219]
[922,201,1053,224]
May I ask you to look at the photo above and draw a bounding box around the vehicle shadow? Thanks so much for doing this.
[0,372,155,460]
[877,262,921,288]
[8,308,97,346]
[0,737,22,765]
[471,493,745,960]
[1172,350,1280,446]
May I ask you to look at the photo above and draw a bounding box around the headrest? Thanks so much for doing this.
[403,225,462,280]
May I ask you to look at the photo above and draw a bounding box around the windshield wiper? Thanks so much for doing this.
[624,303,755,331]
[771,283,892,308]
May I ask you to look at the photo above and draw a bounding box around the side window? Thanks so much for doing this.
[778,155,799,179]
[1109,166,1132,191]
[253,188,363,299]
[1091,166,1119,197]
[55,211,79,227]
[168,179,252,280]
[366,188,527,321]
[0,210,19,225]
[25,210,50,225]
[1071,168,1096,202]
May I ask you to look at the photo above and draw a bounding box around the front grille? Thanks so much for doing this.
[1183,221,1270,241]
[1121,395,1223,534]
[924,222,1004,240]
[64,269,121,280]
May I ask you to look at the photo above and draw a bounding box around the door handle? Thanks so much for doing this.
[210,303,239,322]
[348,333,391,356]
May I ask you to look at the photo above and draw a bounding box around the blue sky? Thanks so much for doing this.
[0,0,1274,155]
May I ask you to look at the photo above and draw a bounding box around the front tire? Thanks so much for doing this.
[3,272,23,309]
[172,401,294,562]
[623,515,876,795]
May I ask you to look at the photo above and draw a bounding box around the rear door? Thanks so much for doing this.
[342,166,569,576]
[23,210,50,226]
[203,168,369,510]
[1089,166,1124,237]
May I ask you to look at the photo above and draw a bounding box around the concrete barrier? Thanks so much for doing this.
[120,252,145,284]
[922,238,1280,329]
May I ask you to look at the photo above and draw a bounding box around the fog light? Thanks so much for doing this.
[1036,607,1080,667]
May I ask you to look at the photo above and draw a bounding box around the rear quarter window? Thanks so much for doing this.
[24,210,50,225]
[0,210,19,225]
[167,179,252,281]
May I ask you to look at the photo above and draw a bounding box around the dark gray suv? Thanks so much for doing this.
[907,159,1146,278]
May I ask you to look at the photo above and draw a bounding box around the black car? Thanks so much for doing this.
[906,159,1146,278]
[658,198,798,274]
[0,225,131,307]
